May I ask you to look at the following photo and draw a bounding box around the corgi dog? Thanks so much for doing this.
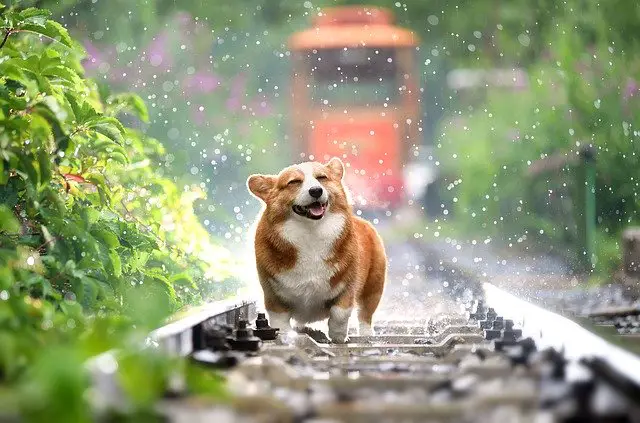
[246,157,387,343]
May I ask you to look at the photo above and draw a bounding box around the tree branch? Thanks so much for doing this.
[0,29,11,49]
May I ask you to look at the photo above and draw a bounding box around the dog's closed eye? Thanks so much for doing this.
[316,175,328,181]
[287,179,302,186]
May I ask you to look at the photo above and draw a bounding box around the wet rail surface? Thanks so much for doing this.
[86,240,640,423]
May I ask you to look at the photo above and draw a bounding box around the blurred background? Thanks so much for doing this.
[3,1,640,416]
[24,0,640,281]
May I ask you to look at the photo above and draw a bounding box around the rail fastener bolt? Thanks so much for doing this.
[543,348,568,380]
[484,317,506,341]
[230,320,263,352]
[253,312,279,341]
[469,300,487,321]
[493,319,523,351]
[203,325,231,351]
[505,337,538,366]
[492,316,504,330]
[220,323,236,345]
[486,307,498,321]
[479,307,498,329]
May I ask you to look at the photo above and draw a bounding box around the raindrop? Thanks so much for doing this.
[518,34,531,47]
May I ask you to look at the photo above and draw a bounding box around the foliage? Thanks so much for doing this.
[0,2,235,419]
[434,0,640,275]
[14,0,638,279]
[52,6,298,232]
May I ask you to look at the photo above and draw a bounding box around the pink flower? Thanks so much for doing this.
[147,32,171,69]
[623,78,639,102]
[182,71,221,96]
[226,96,241,112]
[82,39,116,71]
[250,96,273,117]
[225,74,247,112]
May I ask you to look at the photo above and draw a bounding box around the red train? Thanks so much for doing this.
[287,6,424,211]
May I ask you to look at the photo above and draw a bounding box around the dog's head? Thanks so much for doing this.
[247,157,349,222]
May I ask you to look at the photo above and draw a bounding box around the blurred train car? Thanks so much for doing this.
[288,6,433,212]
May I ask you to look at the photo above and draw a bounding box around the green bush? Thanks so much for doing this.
[0,3,235,418]
[435,0,640,276]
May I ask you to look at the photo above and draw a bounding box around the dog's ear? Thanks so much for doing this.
[325,157,344,180]
[247,174,275,201]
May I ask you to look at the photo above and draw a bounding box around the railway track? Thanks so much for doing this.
[85,280,640,423]
[79,233,640,422]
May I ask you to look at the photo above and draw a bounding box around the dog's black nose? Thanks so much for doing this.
[309,186,323,199]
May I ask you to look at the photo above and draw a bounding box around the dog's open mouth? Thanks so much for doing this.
[292,201,328,220]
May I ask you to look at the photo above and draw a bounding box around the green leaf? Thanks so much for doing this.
[0,160,8,185]
[80,207,100,228]
[83,172,106,189]
[107,151,128,164]
[169,272,197,290]
[117,351,173,408]
[0,205,20,234]
[107,93,149,123]
[43,65,82,88]
[16,8,51,28]
[80,276,104,305]
[29,113,53,145]
[59,299,83,317]
[39,95,69,124]
[84,116,125,136]
[17,154,40,187]
[93,123,124,145]
[91,228,120,249]
[108,250,122,278]
[40,186,66,215]
[143,268,168,283]
[20,20,73,48]
[34,73,54,96]
[0,62,28,85]
[129,250,150,271]
[36,148,51,186]
[84,173,113,206]
[64,91,82,122]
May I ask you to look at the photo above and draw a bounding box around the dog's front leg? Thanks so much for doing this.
[268,310,292,333]
[263,288,292,334]
[328,294,354,344]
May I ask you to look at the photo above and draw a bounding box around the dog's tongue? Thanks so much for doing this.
[308,203,325,217]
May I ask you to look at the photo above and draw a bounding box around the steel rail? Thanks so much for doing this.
[150,297,257,356]
[483,282,640,386]
[84,282,640,418]
[85,297,258,413]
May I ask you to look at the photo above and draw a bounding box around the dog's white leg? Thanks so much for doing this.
[359,321,374,336]
[267,311,292,333]
[328,306,352,343]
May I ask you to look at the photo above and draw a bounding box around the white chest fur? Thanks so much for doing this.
[273,211,346,323]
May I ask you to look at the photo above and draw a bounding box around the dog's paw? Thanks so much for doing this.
[359,323,374,337]
[329,332,349,344]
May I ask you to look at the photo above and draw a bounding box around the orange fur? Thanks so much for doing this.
[247,158,387,342]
